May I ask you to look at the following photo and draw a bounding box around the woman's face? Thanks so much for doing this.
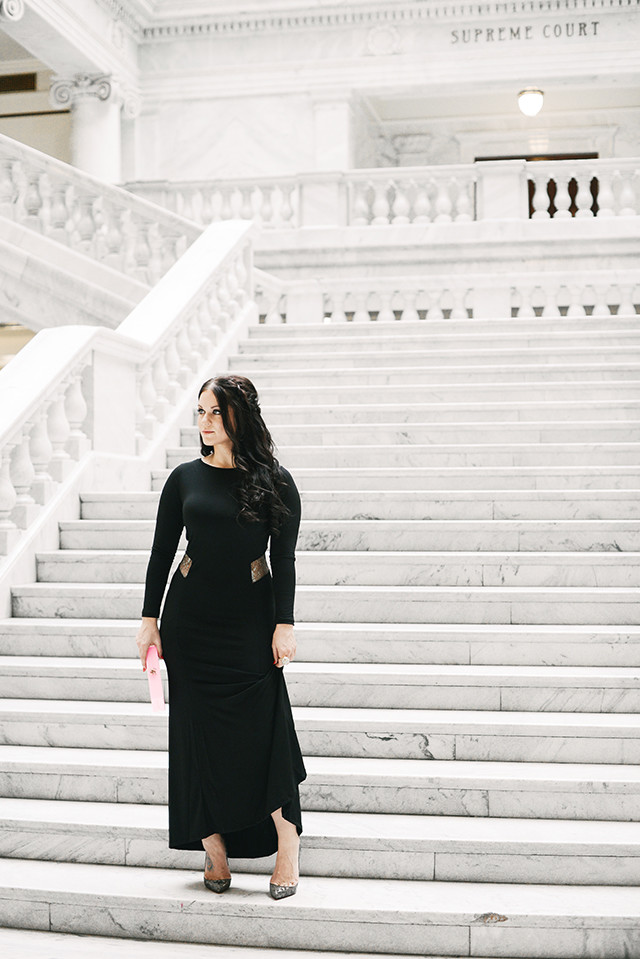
[197,389,232,450]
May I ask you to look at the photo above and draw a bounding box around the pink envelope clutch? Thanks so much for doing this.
[146,645,166,712]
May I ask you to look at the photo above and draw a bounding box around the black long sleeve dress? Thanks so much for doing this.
[141,458,306,858]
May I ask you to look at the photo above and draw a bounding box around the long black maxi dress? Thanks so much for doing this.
[141,458,306,858]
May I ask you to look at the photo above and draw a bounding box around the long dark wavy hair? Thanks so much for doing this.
[198,374,290,532]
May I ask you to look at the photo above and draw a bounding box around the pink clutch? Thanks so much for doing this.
[146,645,166,712]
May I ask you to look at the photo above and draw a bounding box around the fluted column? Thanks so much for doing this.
[49,74,127,182]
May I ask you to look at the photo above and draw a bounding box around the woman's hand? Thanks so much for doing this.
[136,617,163,669]
[272,623,296,668]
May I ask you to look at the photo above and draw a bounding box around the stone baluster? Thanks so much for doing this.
[29,415,54,504]
[151,350,172,421]
[280,185,295,227]
[239,188,253,221]
[426,289,444,320]
[596,172,615,218]
[209,282,226,336]
[158,228,181,276]
[64,370,90,460]
[450,288,468,320]
[352,293,370,324]
[21,165,44,230]
[47,389,72,481]
[390,181,411,224]
[146,225,165,284]
[10,428,37,529]
[187,306,204,367]
[0,157,17,216]
[371,181,391,225]
[200,189,214,225]
[134,387,147,455]
[399,290,420,323]
[552,176,572,219]
[220,190,233,221]
[350,182,370,226]
[591,286,611,318]
[49,184,70,243]
[261,188,274,227]
[454,179,473,222]
[434,179,452,222]
[176,320,195,385]
[565,285,586,318]
[197,301,216,354]
[233,255,248,306]
[74,190,98,255]
[132,216,153,283]
[412,181,430,223]
[617,285,636,317]
[574,174,594,218]
[618,171,637,217]
[0,442,19,555]
[517,287,536,318]
[162,336,181,406]
[531,175,550,219]
[377,293,395,323]
[137,365,158,442]
[328,292,348,324]
[539,285,561,319]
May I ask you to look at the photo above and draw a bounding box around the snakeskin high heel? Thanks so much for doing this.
[204,876,231,894]
[269,846,300,900]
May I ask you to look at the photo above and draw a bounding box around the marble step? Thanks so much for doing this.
[0,858,638,958]
[168,443,640,469]
[2,798,640,885]
[230,346,640,371]
[152,465,640,492]
[247,317,640,338]
[181,421,640,446]
[80,489,640,521]
[11,583,640,625]
[240,362,640,388]
[0,929,440,959]
[255,381,640,405]
[2,746,639,819]
[0,700,638,762]
[58,518,640,553]
[261,400,640,425]
[240,329,640,354]
[1,620,637,667]
[35,550,640,588]
[1,657,638,713]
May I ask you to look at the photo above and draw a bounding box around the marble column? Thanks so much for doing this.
[49,74,124,182]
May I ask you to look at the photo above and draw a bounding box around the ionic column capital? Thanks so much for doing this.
[49,74,114,109]
[0,0,25,23]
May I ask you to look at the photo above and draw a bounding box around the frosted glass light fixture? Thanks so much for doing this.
[518,88,544,117]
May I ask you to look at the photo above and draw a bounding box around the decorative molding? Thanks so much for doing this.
[50,74,113,108]
[135,0,640,41]
[0,0,25,22]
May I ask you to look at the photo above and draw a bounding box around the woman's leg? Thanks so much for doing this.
[270,807,300,886]
[202,832,231,880]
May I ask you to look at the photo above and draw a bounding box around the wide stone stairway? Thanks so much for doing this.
[0,312,639,957]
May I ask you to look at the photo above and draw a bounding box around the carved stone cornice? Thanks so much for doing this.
[92,0,639,43]
[138,0,639,40]
[50,74,113,108]
[0,0,25,23]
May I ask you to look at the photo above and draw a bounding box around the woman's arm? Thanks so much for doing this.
[270,468,301,667]
[137,469,184,666]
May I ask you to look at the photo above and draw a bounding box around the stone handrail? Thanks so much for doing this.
[267,269,640,325]
[0,133,201,286]
[0,219,255,558]
[126,157,640,228]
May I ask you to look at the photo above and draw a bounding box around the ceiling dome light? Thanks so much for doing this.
[518,88,544,117]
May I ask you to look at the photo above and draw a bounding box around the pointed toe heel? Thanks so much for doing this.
[269,881,298,900]
[204,877,231,894]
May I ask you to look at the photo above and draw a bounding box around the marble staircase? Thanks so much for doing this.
[0,314,639,956]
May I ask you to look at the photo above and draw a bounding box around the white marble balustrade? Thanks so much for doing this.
[0,220,255,558]
[127,158,640,229]
[527,158,640,219]
[273,270,640,325]
[0,134,201,286]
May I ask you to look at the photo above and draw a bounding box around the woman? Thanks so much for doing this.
[135,373,306,900]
